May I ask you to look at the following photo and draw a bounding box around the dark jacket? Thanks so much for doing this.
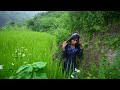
[62,44,83,71]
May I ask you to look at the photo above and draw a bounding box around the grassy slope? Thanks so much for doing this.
[0,26,65,79]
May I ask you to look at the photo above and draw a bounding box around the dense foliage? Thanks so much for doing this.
[0,11,120,79]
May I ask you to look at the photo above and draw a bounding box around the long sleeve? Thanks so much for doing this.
[62,44,68,59]
[62,50,67,58]
[77,47,83,59]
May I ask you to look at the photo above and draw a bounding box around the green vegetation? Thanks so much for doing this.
[9,61,48,79]
[0,11,120,79]
[0,26,66,79]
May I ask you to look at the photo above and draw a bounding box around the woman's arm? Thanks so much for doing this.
[76,42,83,59]
[62,41,68,58]
[62,50,67,58]
[77,48,83,58]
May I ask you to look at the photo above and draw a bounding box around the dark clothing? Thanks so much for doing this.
[62,44,83,73]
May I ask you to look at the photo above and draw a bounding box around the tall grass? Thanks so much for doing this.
[1,25,119,79]
[0,26,66,79]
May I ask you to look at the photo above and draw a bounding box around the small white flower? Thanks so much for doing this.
[0,65,3,70]
[18,53,21,55]
[12,63,14,66]
[22,54,25,57]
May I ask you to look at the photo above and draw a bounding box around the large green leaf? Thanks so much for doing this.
[32,72,48,79]
[23,72,32,79]
[9,76,15,79]
[16,71,27,79]
[16,65,28,73]
[16,64,33,73]
[9,62,47,79]
[10,71,32,79]
[16,72,32,79]
[32,62,47,69]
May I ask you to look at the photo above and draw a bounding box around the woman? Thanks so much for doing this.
[62,32,83,78]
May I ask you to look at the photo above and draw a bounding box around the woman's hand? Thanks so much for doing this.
[62,41,67,51]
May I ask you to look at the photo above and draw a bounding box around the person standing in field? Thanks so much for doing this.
[62,32,83,78]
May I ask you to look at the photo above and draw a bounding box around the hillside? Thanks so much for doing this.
[0,11,120,79]
[0,26,65,79]
[0,11,45,27]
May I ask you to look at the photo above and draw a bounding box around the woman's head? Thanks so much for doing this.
[69,33,80,46]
